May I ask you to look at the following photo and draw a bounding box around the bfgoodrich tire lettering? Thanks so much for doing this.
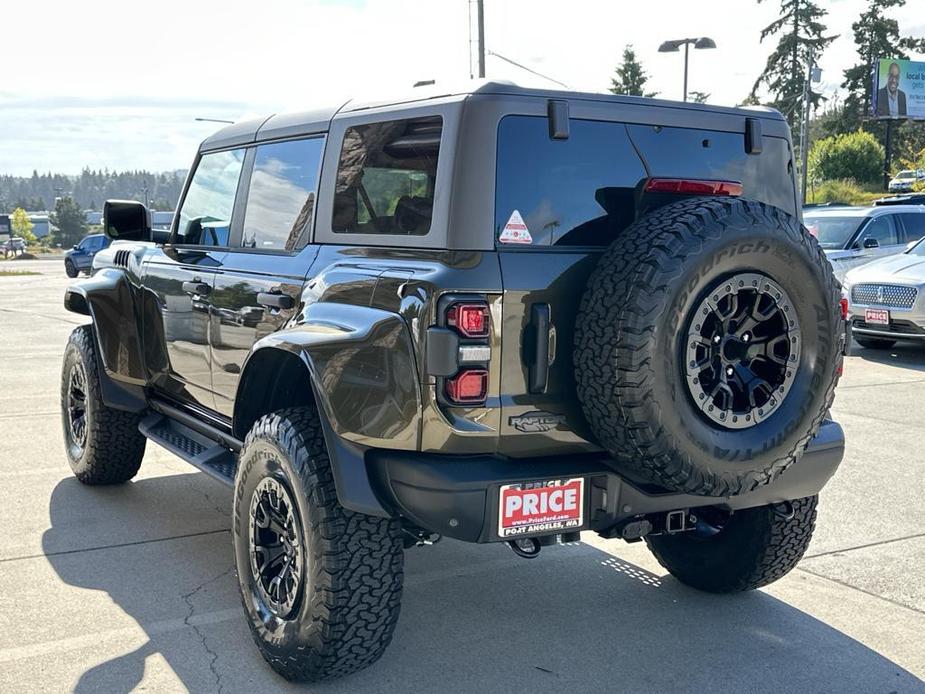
[232,407,404,681]
[574,197,842,496]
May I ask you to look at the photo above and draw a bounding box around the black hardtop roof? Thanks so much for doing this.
[199,80,785,152]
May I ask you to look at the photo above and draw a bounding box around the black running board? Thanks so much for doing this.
[139,413,237,486]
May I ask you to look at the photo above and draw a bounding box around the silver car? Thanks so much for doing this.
[843,235,925,349]
[804,205,925,283]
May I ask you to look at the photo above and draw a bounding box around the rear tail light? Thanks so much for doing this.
[446,302,490,338]
[445,369,488,404]
[644,178,743,197]
[839,297,849,320]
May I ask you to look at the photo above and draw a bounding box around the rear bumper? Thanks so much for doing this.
[368,419,845,543]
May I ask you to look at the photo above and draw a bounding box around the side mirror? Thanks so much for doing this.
[103,200,151,242]
[862,237,880,250]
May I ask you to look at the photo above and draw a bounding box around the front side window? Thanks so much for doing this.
[858,215,899,247]
[332,117,441,235]
[900,213,925,241]
[241,137,325,251]
[176,148,245,247]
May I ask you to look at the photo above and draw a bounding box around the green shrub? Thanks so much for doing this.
[808,130,884,187]
[807,179,883,205]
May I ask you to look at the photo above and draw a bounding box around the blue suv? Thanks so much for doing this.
[64,234,110,277]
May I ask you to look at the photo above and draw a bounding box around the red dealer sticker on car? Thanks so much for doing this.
[498,478,584,538]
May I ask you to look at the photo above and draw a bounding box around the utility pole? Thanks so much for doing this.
[800,48,821,204]
[883,119,894,191]
[682,42,690,102]
[476,0,486,78]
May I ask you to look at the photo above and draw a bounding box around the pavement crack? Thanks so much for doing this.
[182,565,234,693]
[796,566,925,616]
[803,532,925,560]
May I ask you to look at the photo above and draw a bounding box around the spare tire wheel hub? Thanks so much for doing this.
[684,272,800,429]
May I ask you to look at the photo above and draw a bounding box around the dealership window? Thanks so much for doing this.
[176,149,245,247]
[495,116,646,246]
[332,116,442,235]
[241,137,325,251]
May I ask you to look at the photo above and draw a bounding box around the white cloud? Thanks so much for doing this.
[1,0,922,175]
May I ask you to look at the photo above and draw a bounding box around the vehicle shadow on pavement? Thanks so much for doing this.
[43,474,924,693]
[853,341,925,372]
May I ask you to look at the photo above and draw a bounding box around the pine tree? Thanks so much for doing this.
[751,0,837,133]
[610,45,657,98]
[842,0,925,129]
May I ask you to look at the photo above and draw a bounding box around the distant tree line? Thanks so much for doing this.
[0,168,187,213]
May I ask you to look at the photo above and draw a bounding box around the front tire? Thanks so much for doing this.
[855,336,896,350]
[64,259,78,278]
[60,326,145,484]
[646,496,817,592]
[232,407,404,681]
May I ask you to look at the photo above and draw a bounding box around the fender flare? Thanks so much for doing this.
[234,302,422,517]
[64,269,146,412]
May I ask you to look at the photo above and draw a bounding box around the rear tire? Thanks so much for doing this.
[233,407,404,681]
[64,259,78,278]
[855,336,896,349]
[646,496,817,592]
[60,326,145,484]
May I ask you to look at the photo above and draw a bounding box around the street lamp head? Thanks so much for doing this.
[694,37,716,49]
[658,40,681,53]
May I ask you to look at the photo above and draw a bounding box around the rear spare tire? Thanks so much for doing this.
[574,197,842,496]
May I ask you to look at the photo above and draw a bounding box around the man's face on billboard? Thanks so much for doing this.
[888,64,900,95]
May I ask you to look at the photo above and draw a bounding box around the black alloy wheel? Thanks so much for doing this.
[684,272,800,429]
[249,476,305,619]
[65,360,89,455]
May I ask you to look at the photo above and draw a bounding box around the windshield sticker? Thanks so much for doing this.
[499,210,532,244]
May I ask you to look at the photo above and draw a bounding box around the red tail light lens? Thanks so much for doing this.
[445,368,488,404]
[446,302,490,338]
[644,178,743,197]
[839,297,849,320]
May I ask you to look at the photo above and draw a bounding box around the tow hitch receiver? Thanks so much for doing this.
[665,509,688,534]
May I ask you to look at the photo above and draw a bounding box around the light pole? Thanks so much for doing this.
[658,37,716,102]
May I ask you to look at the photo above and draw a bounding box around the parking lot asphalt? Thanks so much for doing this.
[1,259,923,693]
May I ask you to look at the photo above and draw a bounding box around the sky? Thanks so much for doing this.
[2,0,923,176]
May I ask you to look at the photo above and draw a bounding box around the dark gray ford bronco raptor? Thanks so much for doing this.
[60,81,846,681]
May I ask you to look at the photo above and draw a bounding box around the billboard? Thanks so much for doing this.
[872,58,925,119]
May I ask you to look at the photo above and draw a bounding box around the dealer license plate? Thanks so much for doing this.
[498,478,584,539]
[865,308,890,326]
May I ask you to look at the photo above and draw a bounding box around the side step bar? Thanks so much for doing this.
[139,413,238,487]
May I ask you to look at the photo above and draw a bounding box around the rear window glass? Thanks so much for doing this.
[495,116,646,246]
[332,117,441,235]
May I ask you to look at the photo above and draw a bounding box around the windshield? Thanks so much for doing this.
[897,170,916,179]
[804,215,863,250]
[909,238,925,256]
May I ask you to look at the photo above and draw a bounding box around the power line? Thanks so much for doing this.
[486,50,570,88]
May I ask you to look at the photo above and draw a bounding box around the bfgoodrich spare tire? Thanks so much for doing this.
[574,197,842,497]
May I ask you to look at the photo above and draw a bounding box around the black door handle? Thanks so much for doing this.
[182,281,211,297]
[528,303,551,394]
[257,292,294,310]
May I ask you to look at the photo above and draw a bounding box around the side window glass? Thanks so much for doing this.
[241,137,324,251]
[859,216,898,247]
[900,213,925,242]
[176,149,245,247]
[332,117,442,235]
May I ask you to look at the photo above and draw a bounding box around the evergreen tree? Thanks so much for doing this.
[688,91,711,104]
[842,0,925,129]
[50,197,88,247]
[751,0,838,133]
[610,45,657,98]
